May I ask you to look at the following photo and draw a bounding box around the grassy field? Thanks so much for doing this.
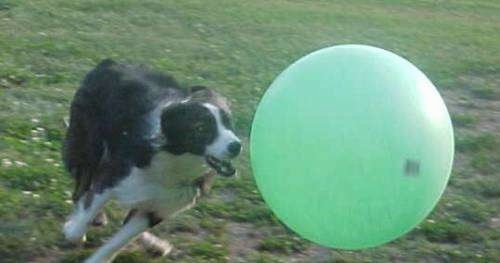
[0,0,499,262]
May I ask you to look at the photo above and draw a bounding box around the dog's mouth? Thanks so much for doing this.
[205,155,235,177]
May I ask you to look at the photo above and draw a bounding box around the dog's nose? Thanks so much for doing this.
[227,141,241,157]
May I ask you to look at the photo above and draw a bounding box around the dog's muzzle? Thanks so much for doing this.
[205,156,236,177]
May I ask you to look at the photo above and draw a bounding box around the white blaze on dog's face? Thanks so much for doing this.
[202,103,241,159]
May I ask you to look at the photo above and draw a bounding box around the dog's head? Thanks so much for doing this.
[160,86,241,176]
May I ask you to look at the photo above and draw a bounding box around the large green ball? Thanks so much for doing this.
[250,45,454,249]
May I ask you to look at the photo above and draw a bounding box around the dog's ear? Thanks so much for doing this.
[189,86,232,114]
[189,86,213,101]
[190,85,208,93]
[189,86,216,103]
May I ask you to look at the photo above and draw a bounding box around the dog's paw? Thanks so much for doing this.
[140,232,173,257]
[158,242,173,257]
[63,220,87,243]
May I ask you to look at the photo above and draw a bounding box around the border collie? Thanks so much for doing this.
[62,59,241,263]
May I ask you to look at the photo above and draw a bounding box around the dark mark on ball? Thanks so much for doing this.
[405,159,420,176]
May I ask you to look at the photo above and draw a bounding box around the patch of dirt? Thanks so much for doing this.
[442,89,500,134]
[217,188,238,202]
[226,222,265,262]
[285,245,333,263]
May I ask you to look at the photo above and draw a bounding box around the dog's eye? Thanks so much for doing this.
[195,125,206,133]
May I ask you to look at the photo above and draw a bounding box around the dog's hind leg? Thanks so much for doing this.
[85,209,160,263]
[63,190,111,243]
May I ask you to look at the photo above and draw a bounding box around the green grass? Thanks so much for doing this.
[419,219,483,244]
[455,132,498,153]
[451,113,477,128]
[187,241,228,261]
[0,0,499,262]
[258,235,309,254]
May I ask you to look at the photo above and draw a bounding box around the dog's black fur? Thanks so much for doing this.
[63,59,184,201]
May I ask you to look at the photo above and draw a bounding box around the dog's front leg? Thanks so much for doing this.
[85,210,154,263]
[63,191,111,242]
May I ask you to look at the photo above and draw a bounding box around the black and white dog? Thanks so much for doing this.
[62,59,241,262]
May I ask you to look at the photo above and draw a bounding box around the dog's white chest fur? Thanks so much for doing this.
[113,152,207,216]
